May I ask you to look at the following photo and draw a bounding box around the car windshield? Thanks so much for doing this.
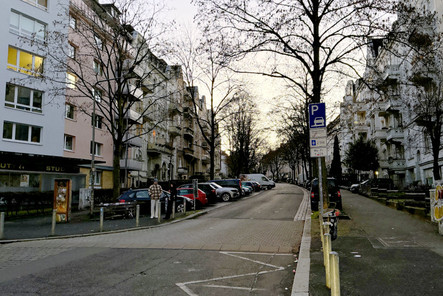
[312,179,337,189]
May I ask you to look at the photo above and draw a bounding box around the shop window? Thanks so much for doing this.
[92,114,103,129]
[2,121,41,143]
[7,46,44,76]
[90,141,102,156]
[65,103,75,120]
[64,135,74,151]
[4,83,43,113]
[10,10,46,41]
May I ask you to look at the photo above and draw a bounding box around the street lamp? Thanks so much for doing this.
[375,171,379,179]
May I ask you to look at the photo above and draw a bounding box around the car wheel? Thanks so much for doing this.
[176,203,185,213]
[221,193,231,202]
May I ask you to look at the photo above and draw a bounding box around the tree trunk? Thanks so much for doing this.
[112,142,122,200]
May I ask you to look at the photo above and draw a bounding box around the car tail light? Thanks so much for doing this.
[119,199,125,203]
[337,191,341,198]
[311,192,314,198]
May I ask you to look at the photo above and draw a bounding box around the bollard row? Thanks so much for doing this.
[320,216,341,296]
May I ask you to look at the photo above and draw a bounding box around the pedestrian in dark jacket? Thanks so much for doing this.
[165,182,177,219]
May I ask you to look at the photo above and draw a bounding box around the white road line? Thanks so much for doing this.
[201,284,266,291]
[292,187,311,296]
[176,251,289,295]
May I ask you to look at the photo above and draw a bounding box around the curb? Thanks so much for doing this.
[0,190,265,245]
[292,186,311,296]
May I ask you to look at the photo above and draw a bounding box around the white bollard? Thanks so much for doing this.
[136,204,140,227]
[0,212,5,239]
[157,200,161,223]
[330,251,341,296]
[51,209,57,236]
[100,207,104,232]
[172,201,175,219]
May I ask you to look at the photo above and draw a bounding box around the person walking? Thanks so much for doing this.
[149,178,162,219]
[165,182,177,219]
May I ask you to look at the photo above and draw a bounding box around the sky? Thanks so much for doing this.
[163,0,348,149]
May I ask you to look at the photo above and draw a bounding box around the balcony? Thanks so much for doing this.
[379,158,406,171]
[169,126,181,137]
[122,59,144,78]
[123,133,142,147]
[123,109,142,124]
[184,147,195,159]
[168,104,183,116]
[120,158,143,171]
[202,154,210,164]
[122,84,144,101]
[177,167,188,175]
[184,126,194,139]
[386,127,404,142]
[382,64,401,82]
[373,129,387,139]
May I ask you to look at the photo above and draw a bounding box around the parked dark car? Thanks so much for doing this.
[117,189,192,215]
[177,183,218,203]
[359,178,394,196]
[210,179,243,196]
[242,181,261,192]
[350,183,360,193]
[310,178,342,211]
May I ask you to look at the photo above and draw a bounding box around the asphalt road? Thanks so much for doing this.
[0,183,305,296]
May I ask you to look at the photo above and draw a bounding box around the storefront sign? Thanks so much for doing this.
[431,181,443,222]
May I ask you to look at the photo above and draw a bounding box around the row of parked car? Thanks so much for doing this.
[115,179,265,216]
[350,178,394,196]
[302,177,343,211]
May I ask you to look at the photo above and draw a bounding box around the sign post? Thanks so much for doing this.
[193,179,198,211]
[309,103,327,215]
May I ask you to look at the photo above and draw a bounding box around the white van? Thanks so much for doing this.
[241,174,275,190]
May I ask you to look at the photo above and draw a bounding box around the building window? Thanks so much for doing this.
[69,15,77,29]
[93,60,103,75]
[7,46,44,76]
[93,88,102,102]
[22,0,48,10]
[3,121,41,143]
[66,72,77,89]
[94,35,103,50]
[92,114,103,129]
[93,170,102,186]
[5,83,43,113]
[65,103,75,120]
[68,43,76,59]
[64,135,74,151]
[10,11,46,41]
[90,141,102,156]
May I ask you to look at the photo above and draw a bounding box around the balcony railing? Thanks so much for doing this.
[382,64,401,81]
[379,158,406,170]
[122,84,144,101]
[123,133,142,147]
[120,158,143,171]
[169,126,182,137]
[386,127,404,142]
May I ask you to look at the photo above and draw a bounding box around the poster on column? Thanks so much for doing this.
[54,179,72,222]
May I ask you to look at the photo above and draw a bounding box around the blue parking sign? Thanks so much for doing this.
[309,103,326,128]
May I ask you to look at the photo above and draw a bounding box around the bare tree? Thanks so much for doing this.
[169,31,242,179]
[223,91,263,177]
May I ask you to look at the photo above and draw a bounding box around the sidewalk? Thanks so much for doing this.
[309,190,443,295]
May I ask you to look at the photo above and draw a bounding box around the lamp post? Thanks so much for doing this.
[89,96,96,216]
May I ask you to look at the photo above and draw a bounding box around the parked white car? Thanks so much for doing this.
[241,174,275,190]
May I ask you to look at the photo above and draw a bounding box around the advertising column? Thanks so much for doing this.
[54,179,72,222]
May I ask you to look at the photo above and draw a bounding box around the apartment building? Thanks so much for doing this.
[0,0,89,193]
[339,0,443,188]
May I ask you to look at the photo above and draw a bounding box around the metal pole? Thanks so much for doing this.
[157,200,161,223]
[324,233,332,289]
[90,97,96,216]
[318,157,324,217]
[330,251,341,296]
[51,209,56,236]
[136,204,140,227]
[0,212,5,239]
[100,207,104,232]
[172,201,175,219]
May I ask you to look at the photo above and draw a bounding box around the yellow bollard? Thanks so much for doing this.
[330,251,341,296]
[324,233,331,288]
[322,222,331,267]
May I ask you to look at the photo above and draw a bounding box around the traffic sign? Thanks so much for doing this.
[310,147,327,157]
[309,103,326,128]
[310,138,327,148]
[310,128,327,138]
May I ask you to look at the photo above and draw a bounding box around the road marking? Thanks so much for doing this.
[292,187,311,296]
[176,251,289,295]
[294,191,309,221]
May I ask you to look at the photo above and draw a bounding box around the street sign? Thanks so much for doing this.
[310,138,327,148]
[309,103,326,128]
[310,147,327,157]
[310,128,327,138]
